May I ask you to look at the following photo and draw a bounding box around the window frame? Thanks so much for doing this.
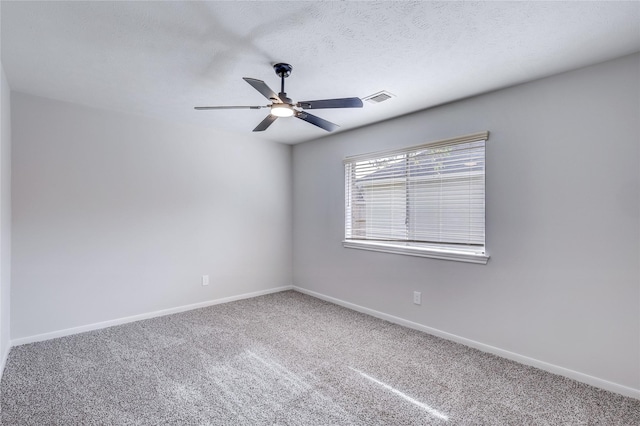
[343,131,490,264]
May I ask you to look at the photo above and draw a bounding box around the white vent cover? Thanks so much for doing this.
[363,91,396,104]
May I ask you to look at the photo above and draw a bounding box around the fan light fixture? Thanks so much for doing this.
[271,104,294,117]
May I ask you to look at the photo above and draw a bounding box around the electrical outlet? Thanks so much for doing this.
[202,275,209,286]
[413,291,422,305]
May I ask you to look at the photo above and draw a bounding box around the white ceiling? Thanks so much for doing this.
[1,1,639,145]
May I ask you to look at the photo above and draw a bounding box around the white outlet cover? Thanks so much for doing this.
[413,291,421,305]
[202,275,209,286]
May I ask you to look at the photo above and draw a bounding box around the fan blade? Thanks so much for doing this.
[253,114,278,132]
[194,106,266,110]
[243,78,282,103]
[297,97,363,109]
[296,111,339,132]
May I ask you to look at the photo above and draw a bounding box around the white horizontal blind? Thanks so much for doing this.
[345,132,487,252]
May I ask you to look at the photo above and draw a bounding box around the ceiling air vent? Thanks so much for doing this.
[363,91,395,104]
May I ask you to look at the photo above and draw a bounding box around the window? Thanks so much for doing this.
[344,132,489,264]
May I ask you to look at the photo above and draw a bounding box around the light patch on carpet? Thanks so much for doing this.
[349,367,449,421]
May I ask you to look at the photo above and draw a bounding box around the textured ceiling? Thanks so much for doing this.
[1,1,639,145]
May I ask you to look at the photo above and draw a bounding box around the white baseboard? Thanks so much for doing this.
[0,342,10,381]
[11,285,294,347]
[292,286,640,400]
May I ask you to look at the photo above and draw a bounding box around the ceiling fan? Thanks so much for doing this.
[194,63,363,132]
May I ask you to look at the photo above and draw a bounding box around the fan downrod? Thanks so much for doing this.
[273,63,293,100]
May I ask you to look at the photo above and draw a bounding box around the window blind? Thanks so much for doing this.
[344,132,487,254]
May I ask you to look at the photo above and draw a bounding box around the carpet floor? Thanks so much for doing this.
[1,290,639,425]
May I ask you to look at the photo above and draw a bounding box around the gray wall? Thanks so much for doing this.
[0,64,11,370]
[292,54,640,390]
[11,93,292,339]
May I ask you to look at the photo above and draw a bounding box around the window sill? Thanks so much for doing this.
[342,240,489,264]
